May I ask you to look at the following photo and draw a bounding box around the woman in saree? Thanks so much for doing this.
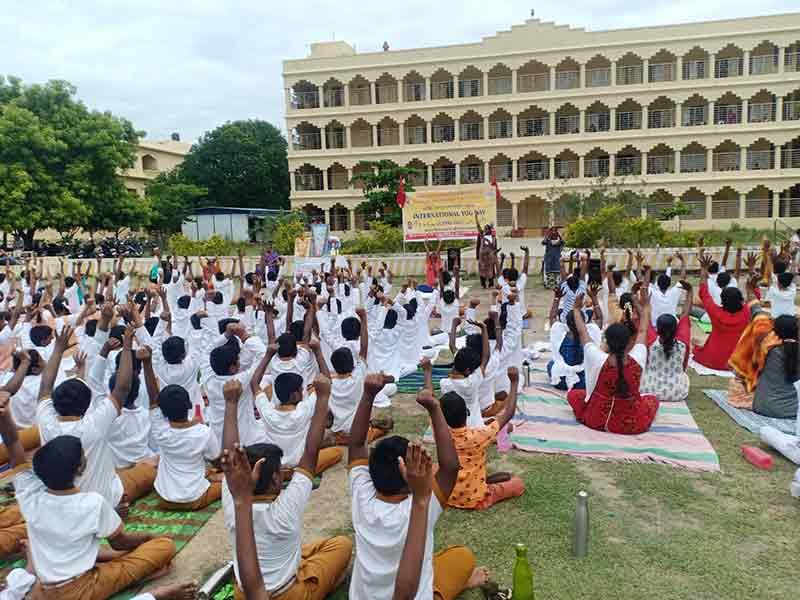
[475,212,498,289]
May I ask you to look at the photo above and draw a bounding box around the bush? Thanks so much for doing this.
[271,216,306,255]
[341,222,403,254]
[167,233,246,257]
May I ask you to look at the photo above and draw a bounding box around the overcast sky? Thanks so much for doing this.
[2,1,796,144]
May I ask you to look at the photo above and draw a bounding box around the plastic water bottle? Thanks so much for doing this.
[512,543,534,600]
[791,468,800,499]
[573,491,589,558]
[741,445,774,470]
[496,424,512,453]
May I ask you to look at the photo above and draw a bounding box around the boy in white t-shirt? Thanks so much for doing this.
[0,350,44,465]
[439,334,488,429]
[346,373,487,600]
[0,395,183,600]
[220,375,353,600]
[767,271,797,318]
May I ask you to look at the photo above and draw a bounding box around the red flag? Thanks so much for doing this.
[396,176,407,208]
[490,174,501,201]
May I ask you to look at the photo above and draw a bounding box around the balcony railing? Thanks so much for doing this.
[405,126,426,145]
[459,122,483,141]
[586,112,610,132]
[712,198,739,219]
[780,197,800,218]
[489,120,513,139]
[746,197,772,218]
[783,100,800,121]
[518,73,550,92]
[461,166,484,184]
[750,53,778,75]
[325,130,345,149]
[649,62,676,82]
[490,164,513,182]
[617,64,643,85]
[404,82,426,102]
[786,52,800,72]
[781,148,800,169]
[518,161,549,181]
[407,172,427,187]
[615,156,642,176]
[458,78,482,97]
[328,172,349,190]
[556,70,579,89]
[291,90,319,109]
[555,115,579,135]
[749,102,776,123]
[431,124,455,143]
[377,127,399,146]
[488,76,512,95]
[648,108,675,128]
[713,152,741,171]
[295,173,322,191]
[350,87,371,105]
[747,149,774,170]
[497,207,513,228]
[683,59,707,80]
[681,153,707,173]
[586,68,611,87]
[375,84,398,104]
[323,88,344,107]
[714,104,741,125]
[584,158,610,178]
[682,105,707,126]
[683,199,707,220]
[616,110,642,130]
[351,128,373,147]
[432,167,456,185]
[555,160,579,179]
[294,132,321,151]
[431,80,454,100]
[518,117,549,137]
[647,155,675,174]
[715,57,743,78]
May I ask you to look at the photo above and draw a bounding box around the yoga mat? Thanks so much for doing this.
[704,388,796,435]
[0,488,220,599]
[690,316,713,334]
[688,358,735,378]
[397,366,450,395]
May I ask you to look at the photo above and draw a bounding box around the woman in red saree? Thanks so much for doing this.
[567,288,659,435]
[423,237,443,287]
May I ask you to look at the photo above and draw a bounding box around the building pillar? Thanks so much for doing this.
[578,63,585,88]
[455,163,461,185]
[290,170,297,194]
[344,85,350,107]
[512,114,518,137]
[677,102,683,127]
[578,110,584,133]
[398,122,405,145]
[706,194,713,221]
[426,120,432,143]
[454,75,460,98]
[369,82,375,104]
[778,96,785,121]
[549,67,556,90]
[397,79,402,103]
[675,149,681,173]
[512,202,519,229]
[483,116,489,139]
[742,98,749,123]
[739,193,747,219]
[642,152,648,175]
[709,100,716,124]
[773,193,781,218]
[346,126,352,148]
[707,147,714,171]
[740,145,747,171]
[549,112,556,135]
[346,168,352,188]
[744,50,751,75]
[710,53,717,78]
[371,125,377,147]
[511,160,516,182]
[322,169,329,191]
[643,105,649,129]
[424,77,431,100]
[348,208,356,230]
[611,61,617,86]
[610,107,617,130]
[643,58,650,83]
[511,69,518,94]
[548,158,555,179]
[677,55,684,80]
[427,164,433,186]
[779,47,786,73]
[321,129,327,150]
[610,154,616,176]
[482,71,489,96]
[578,156,584,178]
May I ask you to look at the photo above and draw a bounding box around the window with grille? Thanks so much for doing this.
[683,60,706,80]
[586,113,610,132]
[683,106,706,126]
[460,122,482,140]
[458,79,481,97]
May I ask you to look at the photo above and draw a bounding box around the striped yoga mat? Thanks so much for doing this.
[704,388,797,435]
[397,366,450,394]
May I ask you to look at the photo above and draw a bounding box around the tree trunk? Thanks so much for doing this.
[19,230,36,251]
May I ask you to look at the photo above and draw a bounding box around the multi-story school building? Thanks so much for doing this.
[282,13,800,234]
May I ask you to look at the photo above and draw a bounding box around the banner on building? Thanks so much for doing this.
[402,187,497,241]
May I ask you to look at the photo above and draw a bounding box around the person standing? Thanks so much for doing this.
[542,227,564,290]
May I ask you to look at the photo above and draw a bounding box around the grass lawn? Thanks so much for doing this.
[325,309,798,600]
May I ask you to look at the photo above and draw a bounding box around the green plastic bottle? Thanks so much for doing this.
[512,543,534,599]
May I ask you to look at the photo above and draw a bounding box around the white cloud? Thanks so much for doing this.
[1,1,796,143]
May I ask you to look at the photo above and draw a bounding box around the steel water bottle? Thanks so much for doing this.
[573,490,589,558]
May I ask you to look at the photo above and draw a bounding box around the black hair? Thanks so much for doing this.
[289,320,305,342]
[331,347,354,375]
[404,301,417,320]
[453,347,479,375]
[144,316,160,336]
[369,435,410,495]
[236,297,246,313]
[108,371,141,410]
[265,270,277,282]
[708,261,720,274]
[13,349,41,376]
[212,291,224,305]
[775,260,788,275]
[565,309,581,340]
[566,274,580,293]
[499,302,509,330]
[778,271,795,289]
[716,272,732,289]
[605,323,633,398]
[162,336,186,364]
[343,283,351,297]
[441,271,452,287]
[33,435,83,490]
[326,297,342,315]
[218,317,239,335]
[506,268,519,282]
[612,271,624,287]
[214,271,225,282]
[618,293,636,336]
[52,296,69,316]
[774,315,799,384]
[484,317,497,341]
[245,443,283,494]
[274,372,303,405]
[209,338,240,375]
[657,273,671,293]
[277,332,298,358]
[52,378,92,417]
[177,295,191,310]
[63,276,75,288]
[158,384,192,421]
[84,319,98,337]
[383,309,398,329]
[442,289,456,304]
[720,287,744,314]
[656,314,678,360]
[440,391,468,428]
[246,272,256,284]
[109,325,126,341]
[134,291,147,307]
[29,325,53,347]
[341,316,361,341]
[94,292,105,305]
[190,313,203,330]
[465,333,482,357]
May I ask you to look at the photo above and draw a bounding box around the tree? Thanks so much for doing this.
[179,120,290,210]
[0,77,142,248]
[660,200,693,231]
[350,160,420,226]
[145,169,207,244]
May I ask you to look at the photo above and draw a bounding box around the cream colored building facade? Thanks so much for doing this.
[122,138,192,196]
[283,13,800,234]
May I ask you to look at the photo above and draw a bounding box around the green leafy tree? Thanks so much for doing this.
[270,213,306,255]
[145,169,207,244]
[0,77,142,248]
[179,120,290,209]
[660,200,693,231]
[350,160,420,226]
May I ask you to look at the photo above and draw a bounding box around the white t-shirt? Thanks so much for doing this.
[348,464,444,600]
[63,284,81,315]
[330,362,366,434]
[583,342,647,400]
[150,414,220,503]
[254,392,314,467]
[36,396,124,507]
[767,284,797,318]
[268,348,316,389]
[222,471,313,593]
[440,371,484,428]
[9,375,41,429]
[707,271,738,307]
[203,368,263,448]
[648,284,684,326]
[108,407,154,469]
[114,276,130,304]
[14,469,121,584]
[438,301,460,337]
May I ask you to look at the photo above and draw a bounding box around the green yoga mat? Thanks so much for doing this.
[690,316,713,334]
[397,366,450,394]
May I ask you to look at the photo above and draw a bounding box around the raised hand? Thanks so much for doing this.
[223,379,243,404]
[507,366,519,384]
[398,443,433,498]
[312,374,331,398]
[54,325,73,352]
[364,373,389,396]
[222,444,260,501]
[416,387,438,413]
[135,345,152,362]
